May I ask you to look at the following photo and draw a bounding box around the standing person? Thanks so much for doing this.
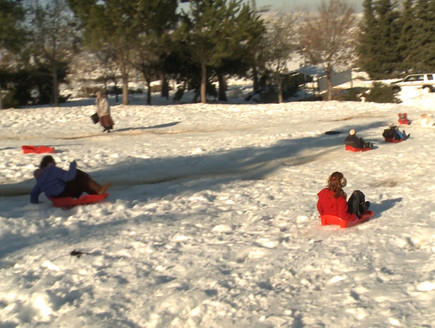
[317,171,370,220]
[344,129,373,149]
[30,155,111,204]
[96,91,114,133]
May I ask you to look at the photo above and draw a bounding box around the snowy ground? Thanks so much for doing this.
[0,88,434,327]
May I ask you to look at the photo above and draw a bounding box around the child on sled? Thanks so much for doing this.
[344,129,374,149]
[382,123,410,141]
[30,155,111,204]
[317,172,370,220]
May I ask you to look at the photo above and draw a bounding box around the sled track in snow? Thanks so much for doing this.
[61,126,260,140]
[0,147,340,198]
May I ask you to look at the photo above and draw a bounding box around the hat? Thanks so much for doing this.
[349,129,356,135]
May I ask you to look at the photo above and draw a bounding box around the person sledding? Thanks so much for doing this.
[30,155,111,204]
[317,171,370,221]
[382,123,410,142]
[398,113,411,125]
[344,129,374,151]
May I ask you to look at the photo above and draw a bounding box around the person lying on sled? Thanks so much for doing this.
[317,171,370,220]
[344,129,374,149]
[30,155,111,204]
[382,123,410,141]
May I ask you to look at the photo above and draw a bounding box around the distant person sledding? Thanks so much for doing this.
[95,91,115,133]
[30,155,111,206]
[317,171,373,228]
[398,113,411,125]
[344,129,374,152]
[382,123,410,143]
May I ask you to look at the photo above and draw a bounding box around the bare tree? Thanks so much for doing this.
[261,14,298,103]
[28,0,78,106]
[299,0,357,100]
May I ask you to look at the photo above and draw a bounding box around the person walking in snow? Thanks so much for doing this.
[96,91,114,133]
[344,129,373,149]
[30,155,111,204]
[317,171,370,220]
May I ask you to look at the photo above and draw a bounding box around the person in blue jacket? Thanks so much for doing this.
[30,155,111,204]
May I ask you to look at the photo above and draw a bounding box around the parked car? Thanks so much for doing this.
[391,73,435,92]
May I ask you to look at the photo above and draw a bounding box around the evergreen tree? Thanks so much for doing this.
[133,0,178,105]
[175,0,263,103]
[425,0,435,70]
[397,0,416,73]
[68,0,144,105]
[373,0,401,76]
[410,0,435,71]
[0,0,26,108]
[0,0,25,53]
[357,0,380,77]
[357,0,401,78]
[26,0,78,106]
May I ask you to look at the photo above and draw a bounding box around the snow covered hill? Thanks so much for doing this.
[0,89,434,327]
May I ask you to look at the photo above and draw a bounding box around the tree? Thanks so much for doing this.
[409,0,435,72]
[68,0,143,105]
[175,0,262,103]
[132,0,178,105]
[0,0,26,53]
[373,0,401,76]
[357,0,380,76]
[357,0,401,78]
[261,14,298,103]
[299,0,357,100]
[26,0,78,106]
[0,0,26,108]
[397,0,416,73]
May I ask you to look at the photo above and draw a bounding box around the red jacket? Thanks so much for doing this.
[317,188,356,221]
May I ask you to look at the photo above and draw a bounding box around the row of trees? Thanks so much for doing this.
[358,0,435,79]
[0,0,433,108]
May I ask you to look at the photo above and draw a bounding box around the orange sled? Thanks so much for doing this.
[345,145,372,152]
[50,193,109,207]
[22,145,54,154]
[384,138,404,143]
[320,210,374,228]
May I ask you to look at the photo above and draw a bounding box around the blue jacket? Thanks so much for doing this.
[30,161,77,203]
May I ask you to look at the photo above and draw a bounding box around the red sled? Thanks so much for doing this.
[398,113,411,125]
[320,210,374,228]
[49,193,109,208]
[22,145,54,154]
[345,145,372,152]
[384,137,404,143]
[398,119,411,125]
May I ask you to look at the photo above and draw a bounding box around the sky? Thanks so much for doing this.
[255,0,363,12]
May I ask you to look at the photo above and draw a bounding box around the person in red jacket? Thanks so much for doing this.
[317,171,369,220]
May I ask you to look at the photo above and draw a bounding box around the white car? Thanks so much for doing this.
[391,73,435,92]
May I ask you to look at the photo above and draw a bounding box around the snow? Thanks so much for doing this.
[0,88,434,327]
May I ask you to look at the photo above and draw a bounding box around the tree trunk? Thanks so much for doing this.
[121,67,129,105]
[217,72,227,101]
[276,71,282,103]
[252,64,259,93]
[161,73,169,99]
[326,65,333,101]
[147,80,152,105]
[200,61,207,104]
[51,58,59,107]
